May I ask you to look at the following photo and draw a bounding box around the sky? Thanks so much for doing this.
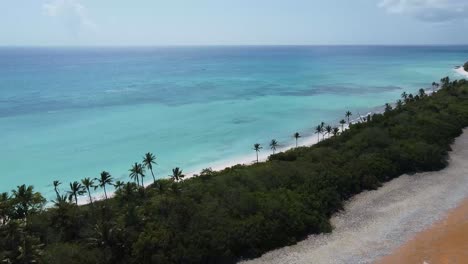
[1,0,468,46]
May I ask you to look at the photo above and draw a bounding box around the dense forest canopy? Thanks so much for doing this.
[1,78,468,264]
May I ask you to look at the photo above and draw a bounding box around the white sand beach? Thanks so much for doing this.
[241,129,468,264]
[455,66,468,77]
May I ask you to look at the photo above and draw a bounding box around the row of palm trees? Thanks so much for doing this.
[52,152,186,205]
[252,111,354,163]
[250,82,440,164]
[53,84,438,204]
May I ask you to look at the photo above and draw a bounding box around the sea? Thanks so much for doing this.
[1,46,467,200]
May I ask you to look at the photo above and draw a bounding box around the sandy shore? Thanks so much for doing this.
[241,129,468,264]
[376,197,468,264]
[454,66,468,77]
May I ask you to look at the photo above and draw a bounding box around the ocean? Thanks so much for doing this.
[1,46,467,199]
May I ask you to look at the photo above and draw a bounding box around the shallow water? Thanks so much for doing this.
[241,129,468,264]
[1,46,468,199]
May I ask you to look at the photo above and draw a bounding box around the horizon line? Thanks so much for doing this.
[1,44,468,48]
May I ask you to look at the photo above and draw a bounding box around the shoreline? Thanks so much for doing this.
[454,66,468,77]
[79,65,459,205]
[242,129,468,264]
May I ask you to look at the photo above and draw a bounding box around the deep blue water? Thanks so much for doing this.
[1,46,467,199]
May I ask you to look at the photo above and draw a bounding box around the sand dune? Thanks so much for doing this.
[241,129,468,264]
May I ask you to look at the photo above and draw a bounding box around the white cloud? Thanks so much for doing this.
[379,0,468,22]
[43,0,96,33]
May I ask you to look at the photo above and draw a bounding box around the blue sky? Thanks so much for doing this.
[1,0,468,46]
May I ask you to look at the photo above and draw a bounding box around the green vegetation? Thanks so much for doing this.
[1,78,468,264]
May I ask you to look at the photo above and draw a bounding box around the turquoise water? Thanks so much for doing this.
[1,46,467,199]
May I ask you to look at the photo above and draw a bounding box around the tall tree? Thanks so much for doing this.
[81,178,95,205]
[293,132,301,148]
[11,185,45,220]
[269,139,278,154]
[129,163,145,187]
[96,171,113,200]
[432,82,439,93]
[142,152,157,184]
[325,125,332,138]
[384,103,392,113]
[68,181,85,205]
[401,91,408,101]
[253,143,262,163]
[440,76,450,88]
[315,125,322,142]
[52,180,61,198]
[332,127,339,136]
[339,119,346,132]
[169,167,185,182]
[114,180,125,191]
[418,88,426,98]
[345,111,352,124]
[396,99,403,109]
[0,192,11,225]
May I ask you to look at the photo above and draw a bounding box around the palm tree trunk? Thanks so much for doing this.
[54,189,59,198]
[140,175,144,188]
[256,151,259,163]
[74,194,78,205]
[87,188,93,204]
[296,138,298,147]
[136,176,140,187]
[150,169,156,183]
[103,186,108,200]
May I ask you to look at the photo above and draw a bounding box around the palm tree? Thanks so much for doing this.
[332,127,339,136]
[96,171,113,200]
[269,139,278,154]
[142,152,157,184]
[81,178,95,205]
[12,185,44,219]
[339,119,346,131]
[253,143,262,163]
[52,180,61,198]
[384,103,392,113]
[401,91,408,101]
[169,167,185,182]
[418,88,425,98]
[325,125,332,138]
[408,93,414,101]
[68,181,84,205]
[432,82,439,93]
[129,163,140,187]
[293,132,301,147]
[396,99,403,109]
[440,77,450,88]
[345,111,352,124]
[129,162,145,187]
[114,180,125,191]
[315,125,322,142]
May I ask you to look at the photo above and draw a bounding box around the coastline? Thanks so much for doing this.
[242,129,468,264]
[455,66,468,77]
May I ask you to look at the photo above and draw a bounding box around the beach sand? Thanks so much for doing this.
[376,197,468,264]
[455,66,468,78]
[241,129,468,264]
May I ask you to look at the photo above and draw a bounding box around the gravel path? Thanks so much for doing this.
[241,129,468,264]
